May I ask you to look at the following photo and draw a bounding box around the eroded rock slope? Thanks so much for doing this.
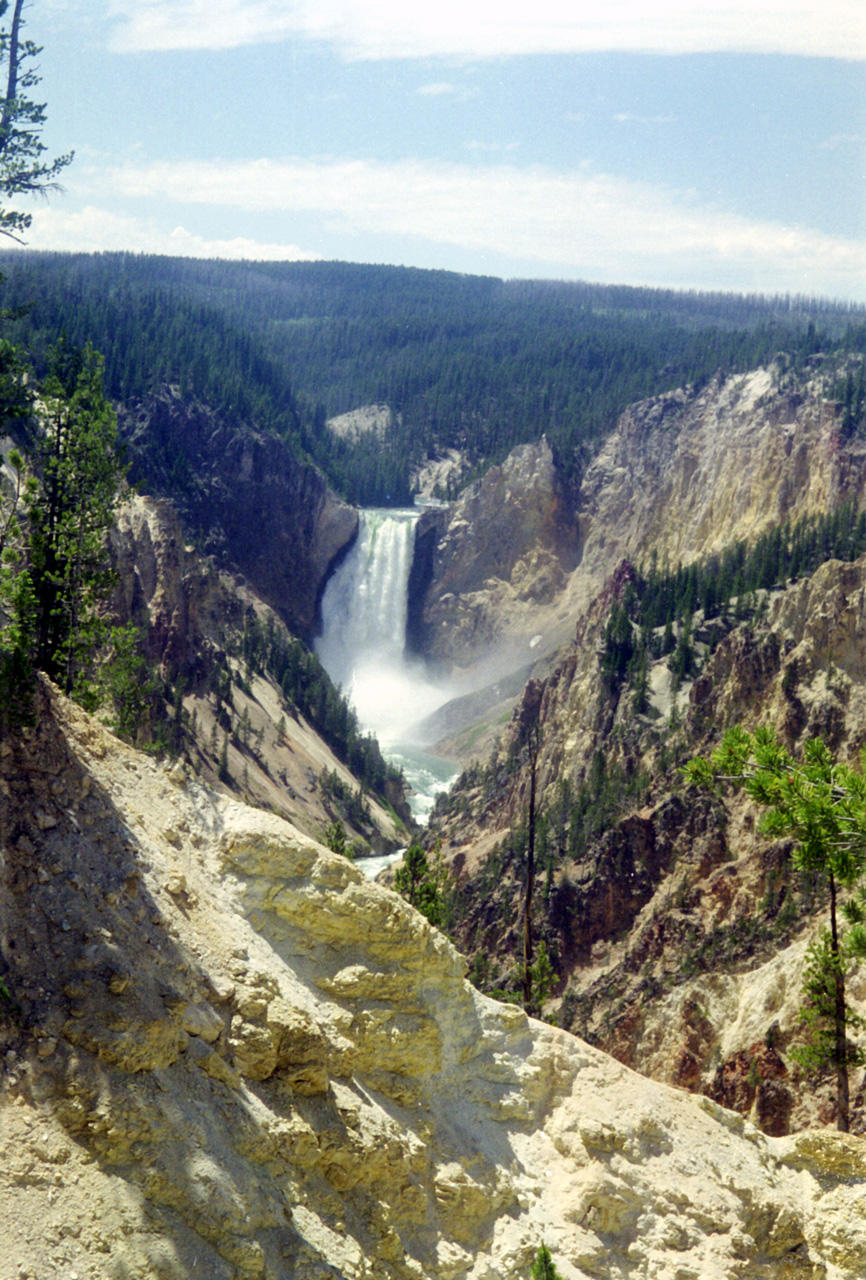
[118,387,358,642]
[1,683,865,1279]
[110,493,405,850]
[426,364,866,1133]
[412,365,860,679]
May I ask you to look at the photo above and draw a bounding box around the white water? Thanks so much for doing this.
[316,508,458,823]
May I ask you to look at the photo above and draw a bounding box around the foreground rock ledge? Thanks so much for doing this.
[0,683,864,1280]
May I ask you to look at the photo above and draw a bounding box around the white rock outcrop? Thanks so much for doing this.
[1,684,865,1279]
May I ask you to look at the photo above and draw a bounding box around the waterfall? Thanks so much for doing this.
[316,508,448,748]
[317,509,415,694]
[317,507,459,829]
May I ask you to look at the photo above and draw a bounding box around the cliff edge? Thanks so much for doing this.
[411,366,859,679]
[0,683,864,1279]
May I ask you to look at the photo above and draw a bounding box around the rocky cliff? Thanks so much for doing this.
[411,365,860,681]
[408,437,581,670]
[110,492,406,851]
[425,361,866,1134]
[107,389,416,851]
[576,366,848,579]
[1,681,865,1280]
[118,388,358,642]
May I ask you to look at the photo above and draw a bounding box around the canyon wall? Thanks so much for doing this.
[408,437,581,668]
[437,555,866,1131]
[119,388,358,641]
[425,364,866,1134]
[412,366,861,677]
[109,492,405,850]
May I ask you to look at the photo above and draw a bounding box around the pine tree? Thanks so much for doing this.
[325,820,348,857]
[102,623,157,742]
[394,842,444,927]
[27,343,124,698]
[0,1,80,718]
[0,0,73,242]
[531,1243,563,1280]
[685,727,866,1130]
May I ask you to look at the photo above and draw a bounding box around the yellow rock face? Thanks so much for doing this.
[419,368,854,672]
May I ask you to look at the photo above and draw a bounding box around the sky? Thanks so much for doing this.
[11,0,866,300]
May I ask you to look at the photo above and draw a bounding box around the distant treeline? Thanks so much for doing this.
[1,252,865,506]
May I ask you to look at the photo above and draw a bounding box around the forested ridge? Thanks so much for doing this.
[1,250,865,505]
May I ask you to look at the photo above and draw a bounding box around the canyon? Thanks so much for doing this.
[4,355,866,1276]
[119,387,359,644]
[410,365,852,679]
[422,361,866,1136]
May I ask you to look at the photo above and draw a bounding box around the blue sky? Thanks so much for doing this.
[14,1,866,300]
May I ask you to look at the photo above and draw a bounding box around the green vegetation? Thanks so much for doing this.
[394,841,446,928]
[438,501,866,1013]
[639,502,866,629]
[0,442,36,725]
[0,3,109,724]
[236,613,402,802]
[793,929,866,1086]
[556,753,653,863]
[438,747,650,1004]
[838,360,866,438]
[601,500,866,697]
[439,495,866,1022]
[319,769,372,836]
[101,623,160,742]
[0,253,863,506]
[437,748,650,874]
[525,939,556,1015]
[0,341,126,722]
[324,819,351,858]
[684,726,866,1131]
[521,714,541,1011]
[28,343,125,700]
[0,1,73,243]
[531,1243,564,1280]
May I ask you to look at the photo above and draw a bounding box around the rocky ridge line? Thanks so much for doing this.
[412,365,858,682]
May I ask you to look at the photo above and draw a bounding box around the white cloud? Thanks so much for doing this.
[101,156,866,298]
[107,0,866,60]
[819,132,863,151]
[22,204,320,261]
[417,82,460,97]
[416,81,478,104]
[613,113,678,126]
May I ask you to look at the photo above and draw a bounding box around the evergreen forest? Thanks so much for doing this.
[1,251,864,506]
